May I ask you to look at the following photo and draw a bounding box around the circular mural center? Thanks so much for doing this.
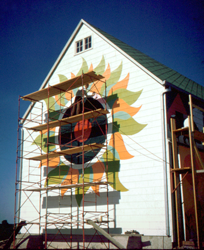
[74,120,92,143]
[59,96,107,164]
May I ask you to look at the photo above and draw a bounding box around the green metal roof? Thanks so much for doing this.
[92,25,204,100]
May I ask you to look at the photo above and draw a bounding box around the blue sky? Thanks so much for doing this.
[0,0,203,223]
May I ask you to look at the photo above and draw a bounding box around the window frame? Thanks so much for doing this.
[76,39,83,53]
[75,36,92,54]
[84,36,92,50]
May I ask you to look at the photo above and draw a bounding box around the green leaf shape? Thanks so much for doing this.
[106,159,128,192]
[76,58,88,76]
[113,117,147,135]
[100,151,128,192]
[32,132,56,153]
[100,62,122,96]
[93,56,105,75]
[58,74,68,82]
[111,89,143,106]
[56,74,69,106]
[75,167,91,207]
[44,96,62,120]
[101,148,120,162]
[44,96,56,111]
[46,164,69,186]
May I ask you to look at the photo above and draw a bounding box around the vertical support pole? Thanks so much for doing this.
[39,101,43,235]
[188,95,200,248]
[105,80,110,248]
[81,72,85,248]
[45,84,50,249]
[170,117,183,247]
[13,96,21,249]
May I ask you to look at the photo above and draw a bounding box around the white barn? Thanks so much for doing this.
[14,19,204,249]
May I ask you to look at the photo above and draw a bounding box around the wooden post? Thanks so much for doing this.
[170,117,184,247]
[188,113,200,248]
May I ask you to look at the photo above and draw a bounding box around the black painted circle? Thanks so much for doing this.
[59,97,107,164]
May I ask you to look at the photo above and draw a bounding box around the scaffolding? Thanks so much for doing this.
[170,94,204,249]
[14,71,116,249]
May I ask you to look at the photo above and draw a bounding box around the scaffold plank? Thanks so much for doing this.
[86,219,125,249]
[27,108,109,131]
[25,182,112,191]
[174,127,204,142]
[171,167,191,173]
[21,71,104,102]
[27,143,104,161]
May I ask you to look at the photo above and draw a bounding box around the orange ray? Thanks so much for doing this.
[88,63,93,72]
[54,95,65,107]
[109,132,134,160]
[42,127,56,134]
[39,157,60,168]
[65,89,74,101]
[108,73,129,96]
[91,161,105,195]
[71,72,75,78]
[61,168,79,196]
[90,64,111,94]
[112,98,141,117]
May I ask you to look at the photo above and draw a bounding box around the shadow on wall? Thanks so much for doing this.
[42,190,120,208]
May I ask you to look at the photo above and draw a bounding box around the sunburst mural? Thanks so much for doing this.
[33,56,147,206]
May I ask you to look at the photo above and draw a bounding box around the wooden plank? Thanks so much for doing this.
[27,143,104,161]
[189,95,195,132]
[21,71,104,102]
[189,102,204,113]
[194,130,204,142]
[25,182,112,192]
[173,127,189,136]
[170,117,183,247]
[171,167,191,174]
[174,127,204,142]
[86,220,125,249]
[27,109,109,131]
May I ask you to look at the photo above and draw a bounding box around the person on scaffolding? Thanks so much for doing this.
[71,83,89,116]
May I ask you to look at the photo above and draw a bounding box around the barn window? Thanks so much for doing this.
[76,39,83,53]
[85,36,92,50]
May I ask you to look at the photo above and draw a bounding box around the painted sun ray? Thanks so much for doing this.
[113,111,131,120]
[39,157,60,168]
[111,88,143,106]
[109,132,134,160]
[90,63,111,93]
[114,117,147,136]
[91,161,105,195]
[76,57,88,76]
[93,55,105,75]
[112,98,142,117]
[88,63,93,72]
[100,62,123,96]
[108,73,129,96]
[61,168,79,196]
